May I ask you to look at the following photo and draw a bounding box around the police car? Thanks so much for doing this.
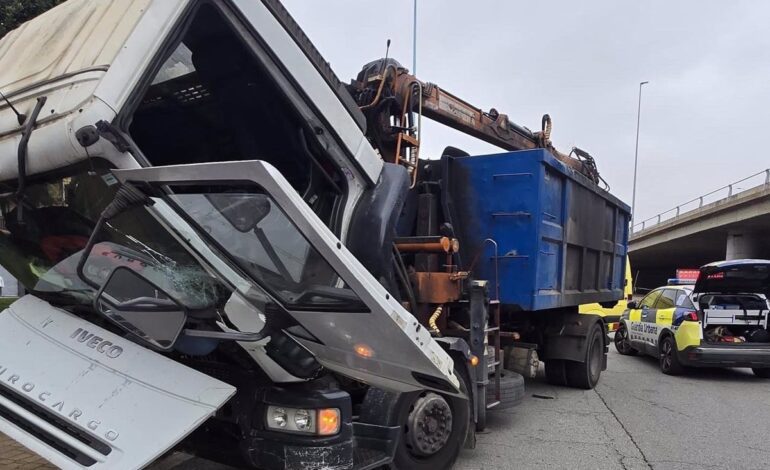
[614,260,770,377]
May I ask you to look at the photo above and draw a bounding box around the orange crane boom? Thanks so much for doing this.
[349,59,605,189]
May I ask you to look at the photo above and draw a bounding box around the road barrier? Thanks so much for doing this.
[632,168,770,233]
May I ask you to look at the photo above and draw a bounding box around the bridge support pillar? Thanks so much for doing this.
[726,230,761,260]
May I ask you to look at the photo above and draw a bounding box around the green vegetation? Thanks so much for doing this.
[0,0,66,39]
[0,297,17,310]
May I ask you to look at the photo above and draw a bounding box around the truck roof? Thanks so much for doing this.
[0,0,378,184]
[0,0,153,182]
[0,0,150,99]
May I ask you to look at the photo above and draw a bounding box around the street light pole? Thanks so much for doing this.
[630,80,648,232]
[412,0,417,74]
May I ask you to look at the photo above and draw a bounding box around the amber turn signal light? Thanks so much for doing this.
[354,343,374,358]
[318,408,341,436]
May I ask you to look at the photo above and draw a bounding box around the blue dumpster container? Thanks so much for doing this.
[444,149,630,311]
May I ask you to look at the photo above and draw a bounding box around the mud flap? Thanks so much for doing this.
[543,312,606,368]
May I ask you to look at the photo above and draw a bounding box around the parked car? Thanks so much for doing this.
[614,260,770,377]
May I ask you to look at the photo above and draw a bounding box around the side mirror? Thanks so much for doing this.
[95,266,187,351]
[206,193,271,233]
[627,300,638,309]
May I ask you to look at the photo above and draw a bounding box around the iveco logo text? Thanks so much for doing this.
[70,328,124,358]
[0,367,120,442]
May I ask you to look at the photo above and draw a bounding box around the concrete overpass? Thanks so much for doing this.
[629,169,770,290]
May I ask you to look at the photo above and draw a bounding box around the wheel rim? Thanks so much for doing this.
[660,339,672,370]
[404,392,453,457]
[615,325,631,353]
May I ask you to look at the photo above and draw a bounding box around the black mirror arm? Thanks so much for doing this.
[76,183,153,290]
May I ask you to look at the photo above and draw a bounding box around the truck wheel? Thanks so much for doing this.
[361,365,471,470]
[752,368,770,378]
[659,335,684,375]
[544,359,568,386]
[486,371,525,410]
[614,322,637,356]
[565,323,604,389]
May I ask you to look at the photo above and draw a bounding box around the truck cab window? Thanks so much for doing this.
[126,4,342,224]
[0,161,231,311]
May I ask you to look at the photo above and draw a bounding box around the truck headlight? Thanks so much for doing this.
[294,409,312,430]
[271,407,288,428]
[265,406,340,436]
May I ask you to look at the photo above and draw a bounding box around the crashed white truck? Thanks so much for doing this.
[0,0,630,469]
[0,1,466,469]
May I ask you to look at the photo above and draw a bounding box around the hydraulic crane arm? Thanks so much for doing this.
[349,58,605,189]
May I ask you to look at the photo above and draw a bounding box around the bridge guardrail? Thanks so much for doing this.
[632,168,770,233]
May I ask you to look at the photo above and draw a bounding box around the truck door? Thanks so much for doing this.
[111,161,460,395]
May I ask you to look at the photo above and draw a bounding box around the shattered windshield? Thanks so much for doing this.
[0,161,230,309]
[167,186,368,312]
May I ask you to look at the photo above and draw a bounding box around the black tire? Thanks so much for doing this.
[659,335,684,375]
[614,322,637,356]
[544,359,568,386]
[486,371,525,411]
[752,368,770,378]
[565,323,604,389]
[375,365,471,470]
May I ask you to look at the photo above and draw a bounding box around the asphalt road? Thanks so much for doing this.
[3,347,770,469]
[456,347,770,470]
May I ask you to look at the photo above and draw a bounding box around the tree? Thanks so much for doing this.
[0,0,66,40]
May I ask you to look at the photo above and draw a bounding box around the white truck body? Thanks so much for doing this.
[0,1,460,468]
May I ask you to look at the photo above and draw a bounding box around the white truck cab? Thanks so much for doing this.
[0,1,460,469]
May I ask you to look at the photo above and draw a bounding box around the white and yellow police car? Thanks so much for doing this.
[614,260,770,377]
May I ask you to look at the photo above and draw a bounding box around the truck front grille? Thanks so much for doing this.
[0,384,112,467]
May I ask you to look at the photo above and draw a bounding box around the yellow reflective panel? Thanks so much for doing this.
[674,322,702,351]
[629,310,642,322]
[656,309,674,326]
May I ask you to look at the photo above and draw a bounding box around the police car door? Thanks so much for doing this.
[628,289,661,353]
[649,289,679,352]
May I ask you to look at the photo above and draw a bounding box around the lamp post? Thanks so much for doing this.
[412,0,418,74]
[630,80,648,232]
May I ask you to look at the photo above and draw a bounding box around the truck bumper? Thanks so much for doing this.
[245,422,399,470]
[678,343,770,368]
[242,388,399,470]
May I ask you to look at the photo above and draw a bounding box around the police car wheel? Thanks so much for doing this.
[565,323,604,389]
[659,335,684,375]
[752,368,770,378]
[614,323,637,356]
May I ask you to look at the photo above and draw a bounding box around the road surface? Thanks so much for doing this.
[3,348,770,469]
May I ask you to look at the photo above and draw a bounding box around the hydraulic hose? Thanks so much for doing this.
[429,305,444,336]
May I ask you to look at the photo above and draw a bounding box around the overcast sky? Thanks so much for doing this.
[282,0,770,224]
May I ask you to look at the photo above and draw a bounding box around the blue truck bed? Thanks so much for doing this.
[443,149,630,311]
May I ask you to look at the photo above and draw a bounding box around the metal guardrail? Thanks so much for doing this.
[632,168,770,233]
